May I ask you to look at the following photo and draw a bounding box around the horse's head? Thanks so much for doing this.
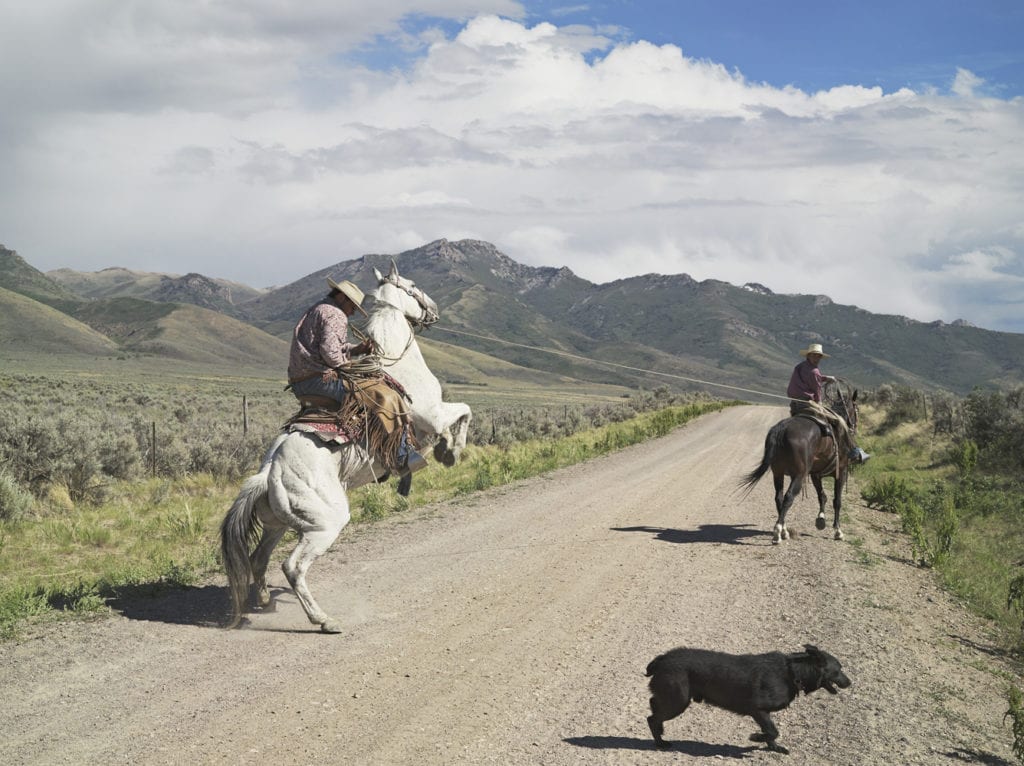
[371,260,439,326]
[832,388,860,433]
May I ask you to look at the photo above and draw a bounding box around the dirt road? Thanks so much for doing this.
[2,406,1018,765]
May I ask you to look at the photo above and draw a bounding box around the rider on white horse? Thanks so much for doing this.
[287,277,425,477]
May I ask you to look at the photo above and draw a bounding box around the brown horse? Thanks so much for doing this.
[740,387,860,544]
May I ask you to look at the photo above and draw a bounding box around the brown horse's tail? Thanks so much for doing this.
[738,419,789,496]
[219,472,267,628]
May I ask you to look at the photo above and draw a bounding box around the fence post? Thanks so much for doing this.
[243,395,249,435]
[151,421,157,477]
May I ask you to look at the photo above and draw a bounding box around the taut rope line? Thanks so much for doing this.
[431,325,793,403]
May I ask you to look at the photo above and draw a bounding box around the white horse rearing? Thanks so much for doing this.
[220,261,472,633]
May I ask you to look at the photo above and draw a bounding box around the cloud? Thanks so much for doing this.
[951,67,985,98]
[1,10,1022,333]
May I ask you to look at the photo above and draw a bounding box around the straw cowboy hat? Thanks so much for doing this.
[799,343,830,358]
[327,277,368,316]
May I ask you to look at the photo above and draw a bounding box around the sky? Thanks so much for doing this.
[1,1,1023,333]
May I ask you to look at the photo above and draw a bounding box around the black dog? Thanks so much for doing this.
[645,644,850,754]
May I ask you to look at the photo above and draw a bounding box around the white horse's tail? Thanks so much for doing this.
[220,471,268,628]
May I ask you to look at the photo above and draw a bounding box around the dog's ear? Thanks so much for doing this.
[803,644,821,657]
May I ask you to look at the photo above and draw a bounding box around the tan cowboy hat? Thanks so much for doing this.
[326,277,368,316]
[800,343,829,358]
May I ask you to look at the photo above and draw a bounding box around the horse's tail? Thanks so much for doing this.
[219,471,268,629]
[738,419,789,496]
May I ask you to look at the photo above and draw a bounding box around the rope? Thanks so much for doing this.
[337,355,383,376]
[430,325,794,403]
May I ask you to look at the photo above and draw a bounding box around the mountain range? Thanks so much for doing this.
[2,239,1022,397]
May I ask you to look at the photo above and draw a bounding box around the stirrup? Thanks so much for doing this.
[396,451,427,477]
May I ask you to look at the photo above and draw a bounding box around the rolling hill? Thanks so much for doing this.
[4,239,1023,396]
[237,238,1024,396]
[48,266,265,317]
[0,248,286,370]
[0,285,121,360]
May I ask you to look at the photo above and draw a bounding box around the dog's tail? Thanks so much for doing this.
[645,653,667,677]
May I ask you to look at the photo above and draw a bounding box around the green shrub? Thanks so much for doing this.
[965,387,1024,471]
[950,439,979,477]
[0,473,34,522]
[1009,573,1024,650]
[878,385,928,431]
[1007,684,1024,765]
[861,475,915,512]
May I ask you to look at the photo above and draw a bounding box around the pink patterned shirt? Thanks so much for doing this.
[787,360,826,402]
[288,299,359,381]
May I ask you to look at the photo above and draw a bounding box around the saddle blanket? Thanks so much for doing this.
[288,421,354,445]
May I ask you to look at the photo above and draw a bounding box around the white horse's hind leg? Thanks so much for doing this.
[267,434,353,633]
[250,522,287,609]
[281,525,346,633]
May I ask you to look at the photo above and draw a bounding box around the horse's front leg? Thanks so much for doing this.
[451,410,472,457]
[433,427,455,467]
[831,470,847,541]
[811,474,828,531]
[432,408,472,467]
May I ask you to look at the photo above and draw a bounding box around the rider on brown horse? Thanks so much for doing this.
[787,343,870,464]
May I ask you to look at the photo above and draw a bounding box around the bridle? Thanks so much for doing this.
[363,274,439,366]
[378,273,439,328]
[828,380,858,434]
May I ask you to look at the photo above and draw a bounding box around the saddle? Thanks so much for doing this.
[285,373,418,469]
[793,411,833,438]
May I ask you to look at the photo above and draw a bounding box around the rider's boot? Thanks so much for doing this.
[848,446,871,463]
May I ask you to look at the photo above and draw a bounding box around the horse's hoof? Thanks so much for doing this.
[320,619,343,634]
[815,516,826,530]
[397,473,412,497]
[772,537,781,545]
[834,530,845,541]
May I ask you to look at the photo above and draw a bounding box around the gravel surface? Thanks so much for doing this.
[2,405,1019,765]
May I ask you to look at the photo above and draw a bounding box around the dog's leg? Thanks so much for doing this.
[647,695,689,749]
[749,711,788,754]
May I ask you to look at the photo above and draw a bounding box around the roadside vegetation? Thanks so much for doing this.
[854,384,1024,759]
[0,371,730,639]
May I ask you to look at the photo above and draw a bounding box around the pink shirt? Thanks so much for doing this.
[787,360,826,402]
[288,299,359,381]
